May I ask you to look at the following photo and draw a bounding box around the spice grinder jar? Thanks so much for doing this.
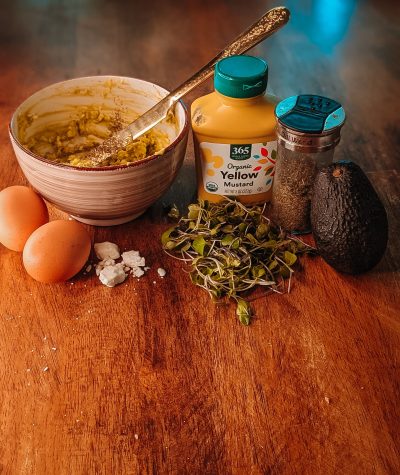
[271,94,345,233]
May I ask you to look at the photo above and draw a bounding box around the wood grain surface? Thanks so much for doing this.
[1,1,399,474]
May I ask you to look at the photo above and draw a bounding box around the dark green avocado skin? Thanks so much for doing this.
[311,161,388,274]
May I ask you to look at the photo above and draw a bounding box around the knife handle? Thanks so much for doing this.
[169,6,290,103]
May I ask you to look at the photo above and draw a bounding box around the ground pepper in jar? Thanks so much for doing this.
[271,94,346,233]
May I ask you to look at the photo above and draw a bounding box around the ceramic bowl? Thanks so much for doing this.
[9,76,189,226]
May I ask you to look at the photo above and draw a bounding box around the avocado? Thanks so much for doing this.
[311,161,388,274]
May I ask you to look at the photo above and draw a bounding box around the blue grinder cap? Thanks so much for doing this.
[275,94,345,134]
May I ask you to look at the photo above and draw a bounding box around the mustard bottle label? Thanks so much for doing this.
[199,141,277,196]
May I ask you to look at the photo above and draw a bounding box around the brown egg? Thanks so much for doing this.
[23,220,91,283]
[0,185,49,251]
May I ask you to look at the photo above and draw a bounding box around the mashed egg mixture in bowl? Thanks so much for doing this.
[9,76,189,225]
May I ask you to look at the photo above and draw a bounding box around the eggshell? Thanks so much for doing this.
[23,220,91,283]
[0,185,49,251]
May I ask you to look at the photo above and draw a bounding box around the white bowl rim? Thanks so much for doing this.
[9,75,189,172]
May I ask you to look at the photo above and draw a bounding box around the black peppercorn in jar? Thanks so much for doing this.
[271,94,345,233]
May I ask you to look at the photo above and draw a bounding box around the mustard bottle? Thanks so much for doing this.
[191,55,278,205]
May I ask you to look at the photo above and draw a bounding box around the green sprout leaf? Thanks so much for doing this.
[251,265,266,279]
[245,233,259,245]
[221,234,235,246]
[238,222,247,233]
[262,240,277,249]
[236,299,252,325]
[161,227,176,246]
[256,223,269,240]
[188,204,200,220]
[284,251,297,267]
[268,259,278,271]
[192,236,207,256]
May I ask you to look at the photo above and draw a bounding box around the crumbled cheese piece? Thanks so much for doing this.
[121,250,145,268]
[94,242,120,260]
[157,268,167,277]
[85,264,92,273]
[95,258,116,275]
[99,265,127,287]
[94,242,146,287]
[101,258,116,267]
[132,267,145,278]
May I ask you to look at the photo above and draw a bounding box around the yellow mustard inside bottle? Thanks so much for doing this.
[191,55,278,205]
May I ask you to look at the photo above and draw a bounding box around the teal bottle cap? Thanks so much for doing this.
[275,95,346,152]
[275,94,345,133]
[214,55,268,99]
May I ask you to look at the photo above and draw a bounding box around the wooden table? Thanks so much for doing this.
[1,1,399,473]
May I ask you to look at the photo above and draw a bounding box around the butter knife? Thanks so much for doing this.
[87,6,290,165]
